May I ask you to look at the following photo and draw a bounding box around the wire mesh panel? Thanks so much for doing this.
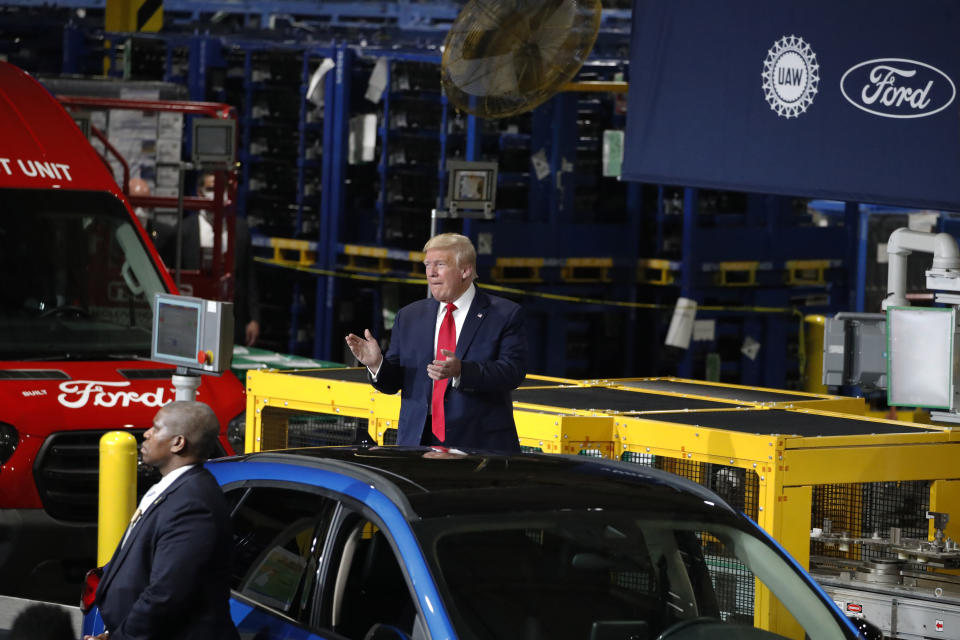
[621,453,760,522]
[620,452,761,621]
[811,480,931,562]
[700,535,755,624]
[260,407,369,450]
[578,448,605,458]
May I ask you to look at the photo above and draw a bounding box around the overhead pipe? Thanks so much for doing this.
[883,227,960,309]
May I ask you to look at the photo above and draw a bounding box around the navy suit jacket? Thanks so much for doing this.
[96,466,239,640]
[372,288,527,452]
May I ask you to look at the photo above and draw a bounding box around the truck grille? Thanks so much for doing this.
[33,430,159,523]
[33,431,228,523]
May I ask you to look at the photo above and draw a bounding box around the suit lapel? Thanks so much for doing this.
[423,299,440,360]
[457,290,490,357]
[98,493,167,595]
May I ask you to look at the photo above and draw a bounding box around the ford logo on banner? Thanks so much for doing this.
[841,58,956,119]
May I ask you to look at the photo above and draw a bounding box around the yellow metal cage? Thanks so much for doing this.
[244,368,960,638]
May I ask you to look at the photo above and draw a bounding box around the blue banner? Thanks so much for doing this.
[622,0,960,211]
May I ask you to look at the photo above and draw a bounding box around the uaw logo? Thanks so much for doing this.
[762,35,820,118]
[841,58,956,119]
[57,380,171,409]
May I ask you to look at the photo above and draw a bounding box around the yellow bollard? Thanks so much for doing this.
[803,315,828,394]
[98,431,138,566]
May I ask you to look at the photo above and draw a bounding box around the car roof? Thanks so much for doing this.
[213,446,739,521]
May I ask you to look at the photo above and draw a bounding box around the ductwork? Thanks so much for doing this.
[883,227,960,309]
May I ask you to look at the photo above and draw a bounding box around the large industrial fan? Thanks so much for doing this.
[441,0,602,119]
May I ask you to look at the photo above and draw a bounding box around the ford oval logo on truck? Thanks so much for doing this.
[841,58,956,119]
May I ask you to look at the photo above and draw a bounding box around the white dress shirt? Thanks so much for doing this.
[121,464,196,547]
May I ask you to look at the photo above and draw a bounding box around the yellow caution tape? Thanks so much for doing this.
[254,256,801,315]
[256,256,812,377]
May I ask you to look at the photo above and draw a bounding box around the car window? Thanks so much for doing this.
[321,514,419,640]
[424,514,828,640]
[228,486,336,623]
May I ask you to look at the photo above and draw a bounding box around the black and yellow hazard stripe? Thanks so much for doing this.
[106,0,162,32]
[136,0,163,32]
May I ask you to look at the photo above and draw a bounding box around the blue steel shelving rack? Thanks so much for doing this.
[40,7,857,384]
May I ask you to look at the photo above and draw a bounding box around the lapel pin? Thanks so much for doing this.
[477,313,483,318]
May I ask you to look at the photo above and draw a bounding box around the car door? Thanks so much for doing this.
[224,481,430,640]
[225,483,339,639]
[312,507,428,640]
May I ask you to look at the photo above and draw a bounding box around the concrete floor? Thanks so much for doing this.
[0,596,81,638]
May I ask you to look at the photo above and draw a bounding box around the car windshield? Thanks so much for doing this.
[0,189,167,360]
[417,508,850,640]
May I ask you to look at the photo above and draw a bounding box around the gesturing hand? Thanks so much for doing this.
[344,329,383,370]
[427,348,461,381]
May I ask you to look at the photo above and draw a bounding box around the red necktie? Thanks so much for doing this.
[431,303,457,441]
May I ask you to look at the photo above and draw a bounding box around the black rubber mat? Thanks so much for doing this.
[275,368,561,388]
[519,377,568,388]
[512,386,745,412]
[615,380,815,402]
[645,409,933,436]
[288,367,369,383]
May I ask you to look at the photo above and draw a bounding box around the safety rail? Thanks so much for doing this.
[636,258,680,285]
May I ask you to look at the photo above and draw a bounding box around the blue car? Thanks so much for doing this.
[83,447,866,639]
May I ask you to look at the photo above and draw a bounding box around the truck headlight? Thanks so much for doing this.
[227,412,245,453]
[0,422,18,464]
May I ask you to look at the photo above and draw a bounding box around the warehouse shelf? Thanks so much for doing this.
[11,15,880,383]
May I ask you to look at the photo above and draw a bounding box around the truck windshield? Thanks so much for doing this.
[0,189,168,360]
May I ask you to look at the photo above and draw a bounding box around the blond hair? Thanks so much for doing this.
[423,233,476,270]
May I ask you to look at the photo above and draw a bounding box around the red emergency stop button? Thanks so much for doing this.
[197,350,213,365]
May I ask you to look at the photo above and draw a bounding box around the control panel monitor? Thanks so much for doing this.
[887,305,958,410]
[191,118,236,167]
[152,293,233,373]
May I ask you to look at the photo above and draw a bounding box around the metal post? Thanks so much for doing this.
[172,367,201,401]
[97,431,138,566]
[174,163,185,289]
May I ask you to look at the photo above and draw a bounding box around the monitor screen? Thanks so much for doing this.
[195,124,231,155]
[151,293,234,373]
[191,118,236,166]
[887,306,956,409]
[155,297,201,364]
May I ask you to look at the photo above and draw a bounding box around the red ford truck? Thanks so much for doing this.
[0,61,245,603]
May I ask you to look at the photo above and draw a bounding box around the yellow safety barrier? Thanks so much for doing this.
[803,315,827,394]
[560,80,629,93]
[268,237,316,266]
[597,376,864,415]
[637,258,679,285]
[341,244,425,275]
[785,260,831,286]
[490,257,544,283]
[560,257,612,283]
[98,431,138,566]
[715,260,759,286]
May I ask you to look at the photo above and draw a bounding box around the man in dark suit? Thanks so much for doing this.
[84,401,239,640]
[345,233,527,452]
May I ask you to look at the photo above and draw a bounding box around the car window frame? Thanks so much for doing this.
[223,478,430,640]
[315,496,428,638]
[224,480,338,631]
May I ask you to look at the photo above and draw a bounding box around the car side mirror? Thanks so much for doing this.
[364,623,410,640]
